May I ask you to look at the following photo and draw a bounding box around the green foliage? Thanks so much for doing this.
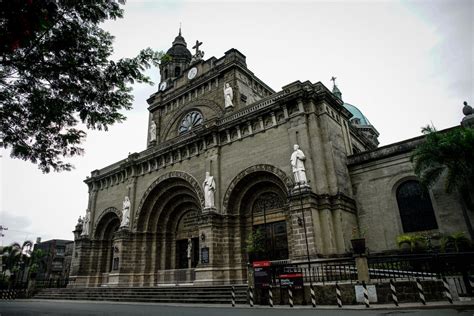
[1,241,33,274]
[245,228,265,255]
[440,231,471,252]
[1,0,163,172]
[397,234,427,252]
[411,126,474,193]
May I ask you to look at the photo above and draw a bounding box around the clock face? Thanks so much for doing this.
[187,67,198,80]
[159,81,167,91]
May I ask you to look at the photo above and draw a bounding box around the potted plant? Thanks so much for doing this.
[440,231,471,252]
[245,228,266,262]
[397,233,427,253]
[351,226,366,254]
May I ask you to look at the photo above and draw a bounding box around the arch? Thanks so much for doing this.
[161,99,224,141]
[222,164,293,214]
[133,171,204,231]
[395,179,438,232]
[93,207,120,240]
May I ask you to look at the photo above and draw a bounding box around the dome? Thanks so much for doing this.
[166,31,192,61]
[343,102,371,126]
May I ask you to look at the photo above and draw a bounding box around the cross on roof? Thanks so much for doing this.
[331,76,337,86]
[193,40,203,56]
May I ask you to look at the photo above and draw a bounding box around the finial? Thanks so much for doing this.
[179,22,182,36]
[463,101,473,116]
[330,76,337,87]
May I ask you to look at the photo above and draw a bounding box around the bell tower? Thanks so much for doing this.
[159,28,192,82]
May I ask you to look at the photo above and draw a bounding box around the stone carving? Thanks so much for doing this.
[149,120,156,142]
[222,164,292,214]
[191,40,205,63]
[290,144,308,186]
[203,171,216,209]
[81,209,90,236]
[121,196,131,228]
[224,83,234,108]
[133,171,205,231]
[187,238,192,259]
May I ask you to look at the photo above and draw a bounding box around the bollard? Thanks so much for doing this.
[248,286,254,307]
[336,282,342,308]
[269,284,273,307]
[231,285,235,307]
[390,279,399,307]
[442,277,453,304]
[362,281,370,308]
[416,278,426,305]
[310,284,316,308]
[288,285,294,308]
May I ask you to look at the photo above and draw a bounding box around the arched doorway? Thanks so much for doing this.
[94,210,120,282]
[226,168,290,263]
[135,175,202,284]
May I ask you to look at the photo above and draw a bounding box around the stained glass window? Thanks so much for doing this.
[179,111,203,134]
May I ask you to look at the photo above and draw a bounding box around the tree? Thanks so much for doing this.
[411,126,474,239]
[1,0,163,172]
[1,241,33,285]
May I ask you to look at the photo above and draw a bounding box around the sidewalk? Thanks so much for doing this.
[21,298,474,310]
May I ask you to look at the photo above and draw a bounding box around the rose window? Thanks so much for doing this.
[179,111,203,134]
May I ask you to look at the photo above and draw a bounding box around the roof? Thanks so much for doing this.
[343,102,371,126]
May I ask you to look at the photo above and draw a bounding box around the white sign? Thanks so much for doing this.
[355,285,378,303]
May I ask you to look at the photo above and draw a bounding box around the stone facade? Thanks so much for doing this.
[69,32,471,287]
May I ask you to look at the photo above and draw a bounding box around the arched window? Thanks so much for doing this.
[175,66,181,77]
[178,111,203,134]
[396,180,438,232]
[164,69,168,79]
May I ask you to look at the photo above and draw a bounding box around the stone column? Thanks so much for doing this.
[194,211,225,285]
[108,229,133,286]
[355,255,370,283]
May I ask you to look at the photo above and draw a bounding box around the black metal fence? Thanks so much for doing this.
[267,257,357,285]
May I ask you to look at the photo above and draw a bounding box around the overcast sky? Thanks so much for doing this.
[1,0,472,246]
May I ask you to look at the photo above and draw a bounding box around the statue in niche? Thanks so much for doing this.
[187,238,192,259]
[203,171,216,209]
[223,83,234,108]
[120,196,131,228]
[81,209,90,236]
[149,120,156,142]
[290,144,308,186]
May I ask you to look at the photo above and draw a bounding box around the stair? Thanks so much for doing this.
[33,285,248,304]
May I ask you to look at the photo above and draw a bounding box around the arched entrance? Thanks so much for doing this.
[93,209,120,284]
[135,174,202,284]
[225,166,291,263]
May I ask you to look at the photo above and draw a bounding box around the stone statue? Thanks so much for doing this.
[223,83,233,108]
[187,238,192,259]
[290,144,308,186]
[81,210,90,236]
[149,120,156,142]
[120,196,131,228]
[203,171,216,209]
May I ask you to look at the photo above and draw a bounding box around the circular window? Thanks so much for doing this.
[179,111,203,134]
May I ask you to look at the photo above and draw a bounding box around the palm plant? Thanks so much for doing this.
[397,234,427,252]
[440,231,471,252]
[411,126,474,239]
[1,241,33,283]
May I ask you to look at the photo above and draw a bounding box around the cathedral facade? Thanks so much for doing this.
[69,31,471,287]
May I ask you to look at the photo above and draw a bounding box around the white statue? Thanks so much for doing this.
[120,196,131,228]
[81,210,90,236]
[149,120,156,142]
[203,171,216,209]
[223,83,233,108]
[290,144,308,186]
[187,238,192,259]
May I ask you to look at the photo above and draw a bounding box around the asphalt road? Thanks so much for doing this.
[0,300,473,316]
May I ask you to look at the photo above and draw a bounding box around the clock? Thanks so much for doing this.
[159,81,167,91]
[187,67,198,80]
